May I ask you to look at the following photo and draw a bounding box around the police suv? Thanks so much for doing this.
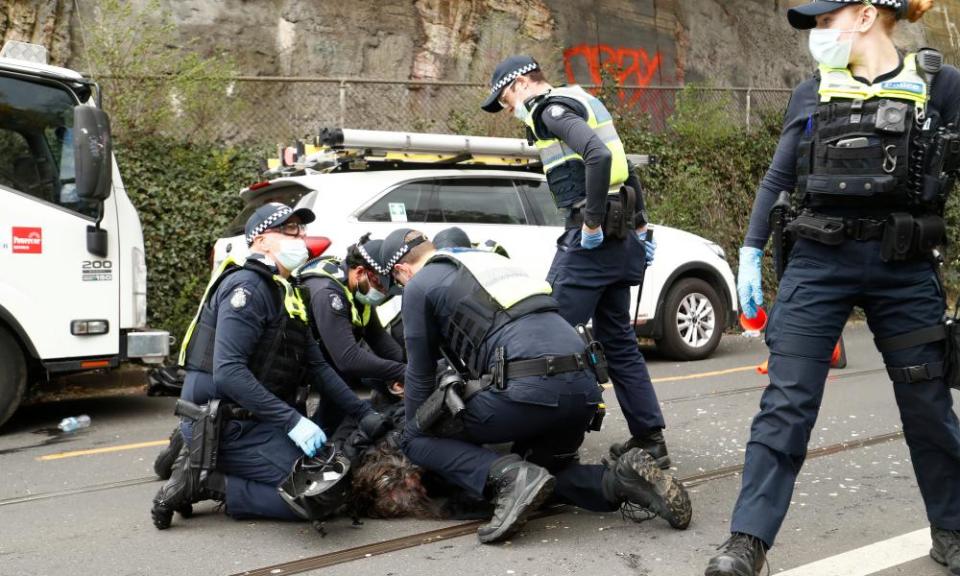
[213,129,737,361]
[0,42,169,428]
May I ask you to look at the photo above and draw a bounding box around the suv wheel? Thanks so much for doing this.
[656,277,723,361]
[0,326,27,429]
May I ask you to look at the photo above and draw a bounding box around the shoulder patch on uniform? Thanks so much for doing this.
[230,287,250,309]
[549,105,565,118]
[329,293,345,311]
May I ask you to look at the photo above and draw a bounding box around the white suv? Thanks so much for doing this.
[213,167,737,360]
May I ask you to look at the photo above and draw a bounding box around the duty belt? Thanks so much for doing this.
[504,353,588,379]
[786,212,886,245]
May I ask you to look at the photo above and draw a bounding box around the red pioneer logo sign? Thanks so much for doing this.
[12,227,42,254]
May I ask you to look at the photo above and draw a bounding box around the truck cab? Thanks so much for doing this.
[0,41,168,428]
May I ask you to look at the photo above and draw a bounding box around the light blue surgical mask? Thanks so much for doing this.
[808,27,857,69]
[356,285,387,307]
[275,238,309,271]
[513,104,529,122]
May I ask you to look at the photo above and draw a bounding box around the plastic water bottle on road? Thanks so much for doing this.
[58,415,91,432]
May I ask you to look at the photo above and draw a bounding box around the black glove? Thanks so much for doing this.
[359,411,391,441]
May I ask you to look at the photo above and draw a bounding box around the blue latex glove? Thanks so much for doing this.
[287,416,326,457]
[581,225,604,249]
[737,246,764,319]
[637,231,656,266]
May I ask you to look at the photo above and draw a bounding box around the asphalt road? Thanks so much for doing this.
[0,324,954,576]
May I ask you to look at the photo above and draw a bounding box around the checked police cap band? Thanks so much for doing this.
[244,202,316,246]
[787,0,908,30]
[481,55,540,113]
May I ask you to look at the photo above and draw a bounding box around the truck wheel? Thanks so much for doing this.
[0,326,27,429]
[656,277,724,361]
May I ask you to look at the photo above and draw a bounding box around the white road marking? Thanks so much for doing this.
[775,528,932,576]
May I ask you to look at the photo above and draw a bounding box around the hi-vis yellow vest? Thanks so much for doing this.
[524,85,629,204]
[295,257,372,328]
[817,53,928,109]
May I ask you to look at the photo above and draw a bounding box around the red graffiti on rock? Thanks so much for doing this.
[563,44,662,106]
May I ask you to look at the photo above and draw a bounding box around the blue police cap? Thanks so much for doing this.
[244,202,316,246]
[433,226,472,250]
[481,55,540,113]
[787,0,906,30]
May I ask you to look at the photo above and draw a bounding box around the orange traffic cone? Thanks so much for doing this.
[830,335,847,369]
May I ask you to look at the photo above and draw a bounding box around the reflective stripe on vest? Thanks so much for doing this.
[296,257,371,328]
[374,295,402,328]
[427,249,552,308]
[818,53,928,108]
[524,85,629,193]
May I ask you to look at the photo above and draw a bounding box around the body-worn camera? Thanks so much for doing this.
[875,100,910,134]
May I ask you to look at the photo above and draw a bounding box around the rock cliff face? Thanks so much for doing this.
[3,0,957,140]
[4,0,953,86]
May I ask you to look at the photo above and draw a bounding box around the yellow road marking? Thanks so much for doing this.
[38,366,760,459]
[601,364,758,388]
[38,440,168,461]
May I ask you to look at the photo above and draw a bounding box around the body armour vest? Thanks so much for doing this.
[426,249,558,378]
[295,256,372,332]
[797,53,936,212]
[179,257,311,406]
[524,85,629,209]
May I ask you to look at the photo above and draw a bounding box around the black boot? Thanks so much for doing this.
[151,445,194,530]
[931,526,960,575]
[153,426,184,480]
[704,532,767,576]
[603,447,691,529]
[609,428,671,469]
[150,447,226,529]
[477,455,555,544]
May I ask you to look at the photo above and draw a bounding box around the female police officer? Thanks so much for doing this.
[706,1,960,575]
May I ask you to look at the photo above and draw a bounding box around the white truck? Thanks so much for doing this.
[0,41,169,428]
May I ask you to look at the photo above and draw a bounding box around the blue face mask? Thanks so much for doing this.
[356,285,387,307]
[513,104,529,122]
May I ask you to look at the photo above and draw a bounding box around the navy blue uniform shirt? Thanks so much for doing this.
[182,256,372,432]
[400,259,599,439]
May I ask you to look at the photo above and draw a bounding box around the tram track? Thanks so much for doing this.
[230,428,906,576]
[0,365,894,512]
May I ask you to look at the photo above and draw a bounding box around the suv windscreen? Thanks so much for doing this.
[433,178,527,225]
[0,75,97,218]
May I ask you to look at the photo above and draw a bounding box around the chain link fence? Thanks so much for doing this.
[100,76,793,146]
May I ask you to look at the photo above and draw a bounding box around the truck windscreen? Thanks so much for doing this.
[0,74,98,218]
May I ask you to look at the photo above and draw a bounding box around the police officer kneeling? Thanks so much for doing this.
[371,228,692,544]
[151,203,388,529]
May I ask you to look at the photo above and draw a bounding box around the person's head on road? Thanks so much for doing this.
[481,55,553,120]
[244,202,315,278]
[345,233,390,307]
[376,228,434,289]
[788,0,933,72]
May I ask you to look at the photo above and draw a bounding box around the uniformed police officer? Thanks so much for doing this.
[706,1,960,574]
[433,226,511,257]
[151,203,388,529]
[295,234,406,415]
[481,56,671,469]
[371,228,691,544]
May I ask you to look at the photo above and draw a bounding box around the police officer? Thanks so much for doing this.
[433,226,511,257]
[151,203,388,529]
[481,56,670,468]
[295,234,406,414]
[706,1,960,574]
[372,228,691,544]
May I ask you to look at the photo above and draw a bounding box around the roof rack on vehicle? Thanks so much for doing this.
[260,127,543,179]
[259,128,657,179]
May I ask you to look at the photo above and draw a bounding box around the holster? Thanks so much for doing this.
[576,323,609,383]
[602,186,636,240]
[415,368,468,437]
[175,399,222,475]
[785,213,845,246]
